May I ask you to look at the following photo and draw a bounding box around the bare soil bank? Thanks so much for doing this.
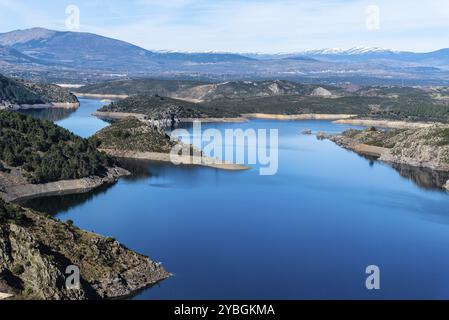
[0,167,130,203]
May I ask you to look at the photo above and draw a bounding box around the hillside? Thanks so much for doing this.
[0,74,79,108]
[94,84,449,123]
[0,198,169,299]
[0,111,113,185]
[98,95,202,126]
[0,74,43,105]
[79,79,339,102]
[20,81,78,104]
[329,126,449,175]
[76,79,207,97]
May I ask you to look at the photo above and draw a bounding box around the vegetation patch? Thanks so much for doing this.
[0,111,114,184]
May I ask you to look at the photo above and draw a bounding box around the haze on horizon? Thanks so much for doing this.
[0,0,448,54]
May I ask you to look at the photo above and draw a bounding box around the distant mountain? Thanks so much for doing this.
[1,28,449,85]
[0,28,253,72]
[0,45,42,64]
[293,47,449,67]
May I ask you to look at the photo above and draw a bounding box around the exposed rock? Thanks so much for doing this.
[325,125,449,190]
[0,203,170,300]
[301,129,312,135]
[310,87,333,97]
[316,132,331,140]
[380,126,449,171]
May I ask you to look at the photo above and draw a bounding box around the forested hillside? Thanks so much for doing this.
[0,111,113,183]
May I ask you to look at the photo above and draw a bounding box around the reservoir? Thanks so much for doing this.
[20,98,449,299]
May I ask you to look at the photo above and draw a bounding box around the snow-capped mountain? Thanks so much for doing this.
[301,47,400,56]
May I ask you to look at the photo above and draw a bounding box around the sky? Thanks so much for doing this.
[0,0,448,53]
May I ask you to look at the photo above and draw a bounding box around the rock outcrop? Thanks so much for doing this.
[310,87,333,97]
[0,201,170,300]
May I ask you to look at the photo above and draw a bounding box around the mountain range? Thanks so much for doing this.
[0,28,448,85]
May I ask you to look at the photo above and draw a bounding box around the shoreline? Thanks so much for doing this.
[0,209,170,300]
[241,113,356,120]
[73,92,129,100]
[0,167,130,203]
[333,119,435,129]
[94,111,248,124]
[0,102,80,111]
[99,149,251,171]
[93,111,357,123]
[324,133,449,191]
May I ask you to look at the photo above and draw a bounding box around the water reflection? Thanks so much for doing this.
[391,163,449,191]
[116,158,154,181]
[16,108,76,122]
[19,183,112,216]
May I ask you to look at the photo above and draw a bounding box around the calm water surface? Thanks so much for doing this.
[22,99,449,300]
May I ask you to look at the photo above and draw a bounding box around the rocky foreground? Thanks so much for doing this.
[0,199,170,300]
[321,125,449,191]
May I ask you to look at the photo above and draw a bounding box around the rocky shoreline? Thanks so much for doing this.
[0,167,130,203]
[73,93,129,100]
[99,149,251,171]
[333,118,434,129]
[320,127,449,192]
[242,113,356,120]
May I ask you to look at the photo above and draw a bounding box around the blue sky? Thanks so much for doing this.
[0,0,448,53]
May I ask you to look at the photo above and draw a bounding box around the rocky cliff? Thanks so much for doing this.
[0,199,170,299]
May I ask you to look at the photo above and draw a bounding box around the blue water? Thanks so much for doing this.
[22,99,449,300]
[55,98,110,138]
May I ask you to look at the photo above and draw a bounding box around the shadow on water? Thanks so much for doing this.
[354,152,449,192]
[18,183,113,216]
[391,163,449,191]
[19,159,158,215]
[16,108,76,122]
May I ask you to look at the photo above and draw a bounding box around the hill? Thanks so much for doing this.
[79,79,341,102]
[328,126,449,179]
[0,74,43,105]
[0,111,113,184]
[93,118,177,154]
[95,84,449,123]
[76,79,207,97]
[98,95,202,127]
[0,74,78,108]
